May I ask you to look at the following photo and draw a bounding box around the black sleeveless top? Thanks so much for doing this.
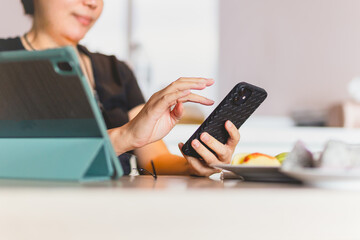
[0,37,145,129]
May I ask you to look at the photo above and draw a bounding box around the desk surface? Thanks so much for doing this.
[1,176,359,240]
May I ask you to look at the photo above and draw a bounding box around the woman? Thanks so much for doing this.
[0,0,240,176]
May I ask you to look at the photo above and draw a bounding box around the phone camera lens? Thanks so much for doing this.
[233,87,252,105]
[233,94,242,105]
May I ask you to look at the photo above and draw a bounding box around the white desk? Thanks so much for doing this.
[2,117,360,239]
[0,176,360,240]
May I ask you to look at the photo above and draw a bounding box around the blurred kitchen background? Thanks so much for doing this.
[1,0,360,154]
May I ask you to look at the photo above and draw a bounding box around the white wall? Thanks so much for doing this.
[80,0,128,60]
[130,0,219,110]
[219,0,360,116]
[0,0,31,38]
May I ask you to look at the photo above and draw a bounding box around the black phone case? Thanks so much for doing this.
[181,82,267,158]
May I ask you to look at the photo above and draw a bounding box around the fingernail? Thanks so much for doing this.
[192,139,200,148]
[201,133,209,142]
[226,120,232,128]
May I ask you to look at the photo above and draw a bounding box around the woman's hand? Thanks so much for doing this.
[110,77,214,155]
[178,120,240,177]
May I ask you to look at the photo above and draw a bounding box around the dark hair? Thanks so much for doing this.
[21,0,34,15]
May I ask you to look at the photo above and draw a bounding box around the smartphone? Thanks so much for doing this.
[181,82,267,158]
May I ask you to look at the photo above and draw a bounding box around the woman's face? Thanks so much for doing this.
[34,0,104,44]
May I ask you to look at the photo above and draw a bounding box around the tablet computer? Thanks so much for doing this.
[0,47,123,181]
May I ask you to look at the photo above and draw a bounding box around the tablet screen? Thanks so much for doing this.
[0,60,102,137]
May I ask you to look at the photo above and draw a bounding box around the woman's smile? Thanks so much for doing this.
[73,13,93,27]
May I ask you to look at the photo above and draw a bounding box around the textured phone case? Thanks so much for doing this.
[181,82,267,158]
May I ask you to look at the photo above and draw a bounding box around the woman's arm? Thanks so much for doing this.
[128,104,170,163]
[129,105,192,175]
[107,77,214,155]
[107,77,240,177]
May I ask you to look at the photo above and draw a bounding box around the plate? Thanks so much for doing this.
[213,164,299,183]
[281,168,360,190]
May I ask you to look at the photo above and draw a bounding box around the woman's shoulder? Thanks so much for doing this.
[78,45,129,67]
[0,37,24,51]
[78,45,135,79]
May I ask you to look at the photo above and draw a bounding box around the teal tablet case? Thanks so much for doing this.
[0,47,123,181]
